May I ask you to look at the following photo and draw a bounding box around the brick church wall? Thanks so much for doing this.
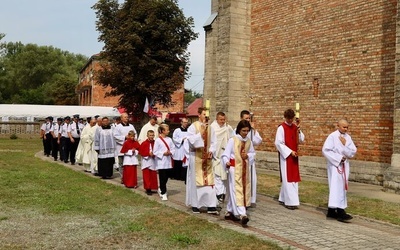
[250,0,396,164]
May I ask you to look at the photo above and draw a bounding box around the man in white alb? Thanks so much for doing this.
[322,119,357,222]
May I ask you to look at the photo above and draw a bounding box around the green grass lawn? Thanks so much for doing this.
[0,138,282,249]
[257,173,400,226]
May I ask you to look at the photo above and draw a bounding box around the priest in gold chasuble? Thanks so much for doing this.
[185,107,219,214]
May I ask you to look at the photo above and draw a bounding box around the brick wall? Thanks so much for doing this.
[77,56,184,114]
[77,57,121,107]
[250,0,397,163]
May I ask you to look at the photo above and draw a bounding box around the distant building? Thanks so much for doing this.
[186,98,203,123]
[76,54,120,107]
[76,54,184,116]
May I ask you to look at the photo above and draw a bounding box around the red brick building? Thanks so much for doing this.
[76,54,184,117]
[77,54,120,107]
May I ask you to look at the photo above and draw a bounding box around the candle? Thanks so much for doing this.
[205,99,210,109]
[205,99,210,117]
[295,103,300,118]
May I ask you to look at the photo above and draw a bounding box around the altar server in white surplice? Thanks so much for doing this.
[322,119,357,222]
[172,118,189,181]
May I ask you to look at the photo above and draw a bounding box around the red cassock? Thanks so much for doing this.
[282,122,301,182]
[139,139,158,190]
[120,139,141,188]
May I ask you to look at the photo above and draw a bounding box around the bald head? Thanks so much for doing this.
[338,119,349,134]
[121,113,129,124]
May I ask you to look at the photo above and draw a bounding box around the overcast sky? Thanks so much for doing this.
[0,0,210,93]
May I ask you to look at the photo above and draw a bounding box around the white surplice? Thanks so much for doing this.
[153,137,175,170]
[138,121,159,144]
[322,130,357,209]
[172,127,188,165]
[114,123,137,157]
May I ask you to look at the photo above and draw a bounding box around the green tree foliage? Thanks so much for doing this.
[93,0,198,115]
[0,40,87,105]
[184,90,202,106]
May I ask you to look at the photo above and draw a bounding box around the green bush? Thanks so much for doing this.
[10,134,18,140]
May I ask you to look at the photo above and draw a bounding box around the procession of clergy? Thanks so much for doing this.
[41,107,357,226]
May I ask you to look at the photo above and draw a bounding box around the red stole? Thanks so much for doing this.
[159,136,174,167]
[139,139,154,157]
[120,138,140,154]
[281,122,301,182]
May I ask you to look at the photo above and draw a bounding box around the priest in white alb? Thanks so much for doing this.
[76,118,97,172]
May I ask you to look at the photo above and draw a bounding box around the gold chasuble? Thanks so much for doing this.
[233,136,251,207]
[193,121,214,186]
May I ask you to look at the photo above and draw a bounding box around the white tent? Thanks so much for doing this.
[0,104,121,120]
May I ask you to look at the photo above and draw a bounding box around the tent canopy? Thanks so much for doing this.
[0,104,121,120]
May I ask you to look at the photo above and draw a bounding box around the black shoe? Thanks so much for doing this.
[145,189,152,196]
[240,215,249,226]
[337,213,353,222]
[54,158,57,161]
[207,207,219,215]
[224,212,240,221]
[326,208,338,219]
[217,194,225,203]
[192,207,200,214]
[71,162,75,165]
[279,201,285,206]
[285,205,297,210]
[337,208,353,222]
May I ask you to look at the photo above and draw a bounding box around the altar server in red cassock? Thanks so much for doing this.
[139,130,159,195]
[120,130,141,188]
[275,109,305,210]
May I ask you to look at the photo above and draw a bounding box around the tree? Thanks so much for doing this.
[0,41,87,104]
[184,90,202,107]
[93,0,198,115]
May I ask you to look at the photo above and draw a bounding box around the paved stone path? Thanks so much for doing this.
[38,153,400,250]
